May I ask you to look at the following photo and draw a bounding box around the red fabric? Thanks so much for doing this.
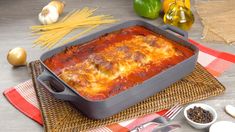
[189,39,235,63]
[107,123,130,132]
[4,88,43,125]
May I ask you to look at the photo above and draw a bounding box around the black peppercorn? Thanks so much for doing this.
[187,106,213,123]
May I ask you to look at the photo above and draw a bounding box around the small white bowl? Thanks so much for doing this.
[209,121,235,132]
[184,103,217,129]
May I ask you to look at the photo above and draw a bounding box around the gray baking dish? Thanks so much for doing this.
[37,20,199,119]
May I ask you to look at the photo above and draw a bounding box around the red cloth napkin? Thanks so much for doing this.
[3,40,235,131]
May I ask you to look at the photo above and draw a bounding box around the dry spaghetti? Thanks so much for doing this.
[31,7,117,49]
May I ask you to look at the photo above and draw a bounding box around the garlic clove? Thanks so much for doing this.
[225,105,235,118]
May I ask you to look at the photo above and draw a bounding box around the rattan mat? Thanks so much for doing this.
[29,60,225,132]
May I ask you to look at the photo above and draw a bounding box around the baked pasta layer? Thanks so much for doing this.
[44,26,194,100]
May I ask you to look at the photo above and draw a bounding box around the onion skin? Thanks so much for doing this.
[7,47,27,66]
[48,0,65,15]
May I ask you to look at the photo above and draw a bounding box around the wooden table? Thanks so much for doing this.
[0,0,234,131]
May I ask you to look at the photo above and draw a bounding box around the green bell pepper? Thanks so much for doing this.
[134,0,162,19]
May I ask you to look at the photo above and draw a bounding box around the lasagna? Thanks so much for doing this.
[44,26,194,100]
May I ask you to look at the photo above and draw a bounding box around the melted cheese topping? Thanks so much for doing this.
[58,35,183,100]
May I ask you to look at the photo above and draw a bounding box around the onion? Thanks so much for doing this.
[7,47,27,66]
[48,0,65,15]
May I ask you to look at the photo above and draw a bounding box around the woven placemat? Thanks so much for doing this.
[29,60,225,131]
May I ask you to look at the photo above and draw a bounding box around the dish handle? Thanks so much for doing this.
[37,71,77,101]
[160,25,188,39]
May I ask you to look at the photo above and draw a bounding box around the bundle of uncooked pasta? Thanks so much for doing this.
[31,7,117,49]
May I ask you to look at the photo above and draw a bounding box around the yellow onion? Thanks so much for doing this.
[7,47,27,66]
[48,0,65,15]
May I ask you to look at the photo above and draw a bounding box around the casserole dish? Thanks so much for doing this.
[37,20,199,119]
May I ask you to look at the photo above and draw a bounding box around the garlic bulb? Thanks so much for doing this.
[7,47,27,66]
[48,0,65,15]
[38,5,59,25]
